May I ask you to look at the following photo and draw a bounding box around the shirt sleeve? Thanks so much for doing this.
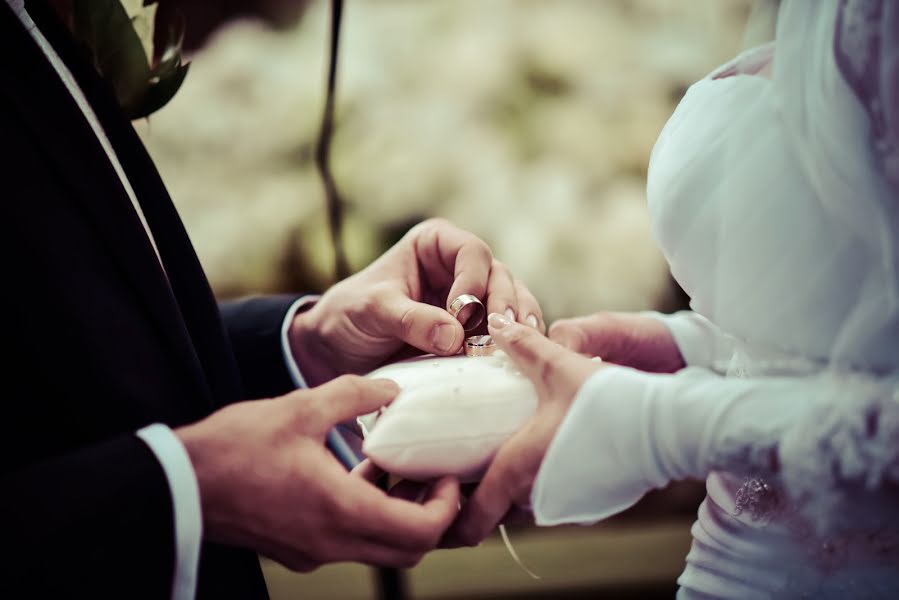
[280,295,320,389]
[127,296,319,600]
[530,364,898,527]
[136,424,203,600]
[642,310,737,372]
[279,296,360,468]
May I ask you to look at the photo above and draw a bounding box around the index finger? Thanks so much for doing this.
[446,239,492,311]
[409,219,493,310]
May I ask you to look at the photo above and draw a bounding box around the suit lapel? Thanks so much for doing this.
[1,2,217,410]
[26,0,245,407]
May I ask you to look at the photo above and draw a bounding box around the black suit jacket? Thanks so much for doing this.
[1,2,302,597]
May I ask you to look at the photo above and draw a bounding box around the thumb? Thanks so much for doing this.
[488,312,570,394]
[375,291,465,356]
[309,375,400,428]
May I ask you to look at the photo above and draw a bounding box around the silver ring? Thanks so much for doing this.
[464,334,496,357]
[448,294,486,331]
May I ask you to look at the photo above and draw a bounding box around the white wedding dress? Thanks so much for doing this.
[529,1,899,597]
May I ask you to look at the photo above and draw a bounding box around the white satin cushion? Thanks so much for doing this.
[361,354,538,481]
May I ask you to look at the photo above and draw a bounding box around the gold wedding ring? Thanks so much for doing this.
[464,334,496,357]
[448,294,486,331]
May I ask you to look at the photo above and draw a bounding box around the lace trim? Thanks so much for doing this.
[712,374,899,537]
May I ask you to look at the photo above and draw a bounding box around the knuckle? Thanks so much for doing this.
[423,216,451,230]
[471,239,493,262]
[414,217,454,242]
[350,294,379,324]
[399,303,418,338]
[355,285,391,318]
[505,325,532,345]
[504,329,544,364]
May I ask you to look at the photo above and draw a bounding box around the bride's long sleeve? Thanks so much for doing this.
[643,310,737,372]
[531,365,899,529]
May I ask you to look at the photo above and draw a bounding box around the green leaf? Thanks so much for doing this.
[152,17,186,79]
[124,0,158,68]
[72,0,151,113]
[127,62,189,120]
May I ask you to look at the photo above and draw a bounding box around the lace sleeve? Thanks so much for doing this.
[531,365,899,533]
[711,371,899,535]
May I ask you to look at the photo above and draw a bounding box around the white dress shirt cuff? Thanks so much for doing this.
[136,423,202,600]
[280,295,321,389]
[279,296,360,467]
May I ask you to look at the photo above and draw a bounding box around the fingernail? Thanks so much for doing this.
[488,312,512,330]
[432,323,457,352]
[504,308,516,323]
[526,314,539,329]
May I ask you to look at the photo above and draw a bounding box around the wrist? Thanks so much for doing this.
[644,323,687,373]
[175,419,245,546]
[288,302,338,387]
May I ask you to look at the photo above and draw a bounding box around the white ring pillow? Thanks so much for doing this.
[360,353,539,482]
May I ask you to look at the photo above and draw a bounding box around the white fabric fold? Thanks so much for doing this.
[531,365,898,528]
[280,295,320,389]
[641,310,736,372]
[137,424,202,600]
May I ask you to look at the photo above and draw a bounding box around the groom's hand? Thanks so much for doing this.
[288,219,544,386]
[176,376,460,571]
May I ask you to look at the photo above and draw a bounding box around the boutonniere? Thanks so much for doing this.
[58,0,189,120]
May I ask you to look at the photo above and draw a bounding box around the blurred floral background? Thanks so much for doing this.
[137,1,759,596]
[138,0,761,322]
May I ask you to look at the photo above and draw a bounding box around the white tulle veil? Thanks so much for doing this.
[774,0,898,369]
[649,0,898,374]
[643,0,899,533]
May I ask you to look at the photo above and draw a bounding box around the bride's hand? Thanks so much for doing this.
[442,312,604,548]
[549,311,685,373]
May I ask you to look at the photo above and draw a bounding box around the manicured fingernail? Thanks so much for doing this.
[504,308,516,322]
[488,312,512,329]
[526,314,539,329]
[432,323,457,352]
